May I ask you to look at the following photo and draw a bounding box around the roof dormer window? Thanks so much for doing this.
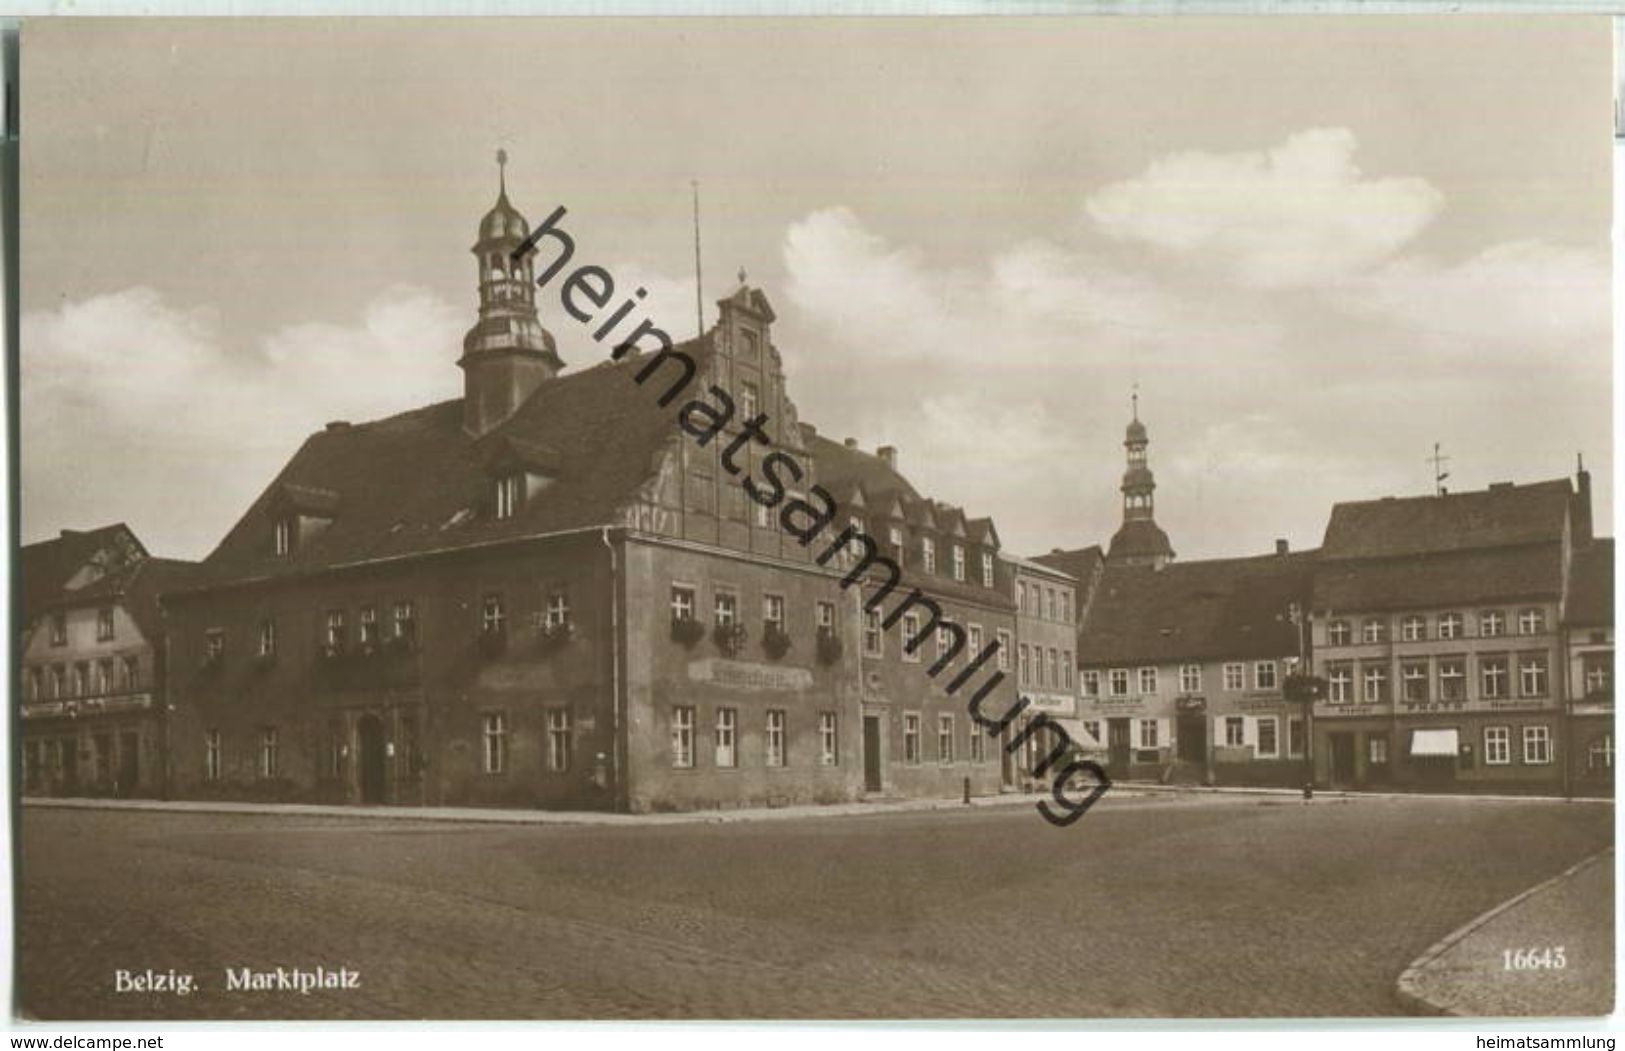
[495,473,523,520]
[273,517,294,557]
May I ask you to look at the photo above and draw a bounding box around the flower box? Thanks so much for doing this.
[670,617,706,647]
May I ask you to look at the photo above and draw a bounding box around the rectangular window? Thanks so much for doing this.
[1519,654,1549,697]
[1254,661,1278,690]
[921,538,936,574]
[324,609,346,650]
[1225,716,1245,747]
[546,589,571,629]
[819,712,839,766]
[27,667,42,701]
[739,379,759,418]
[204,730,221,781]
[273,518,293,557]
[1045,588,1057,621]
[864,610,883,657]
[904,713,921,764]
[1438,658,1466,701]
[392,600,417,643]
[547,708,571,772]
[1138,719,1159,749]
[51,665,65,699]
[671,585,696,622]
[816,600,836,631]
[49,612,67,647]
[888,526,904,549]
[259,727,280,779]
[765,709,787,767]
[1484,726,1511,765]
[1019,643,1030,682]
[1063,651,1074,690]
[123,656,140,690]
[1048,649,1060,689]
[495,474,522,520]
[203,630,225,666]
[1223,663,1245,691]
[715,708,737,768]
[1518,608,1546,635]
[763,593,786,630]
[1401,661,1429,702]
[1328,663,1353,702]
[1257,717,1279,758]
[1061,592,1072,624]
[1401,615,1426,642]
[714,591,738,628]
[1481,655,1509,699]
[938,627,956,667]
[359,605,379,645]
[482,712,508,774]
[1522,725,1551,765]
[257,618,277,658]
[94,659,112,694]
[904,614,923,664]
[996,630,1012,671]
[1109,668,1130,697]
[1438,612,1463,640]
[481,593,506,636]
[970,724,985,762]
[755,500,772,529]
[1362,664,1388,703]
[982,552,995,588]
[1180,665,1202,693]
[1288,716,1306,758]
[1582,653,1612,697]
[1082,670,1101,697]
[1367,733,1389,765]
[952,545,966,582]
[1327,620,1351,646]
[938,714,955,763]
[1362,618,1387,644]
[1480,610,1506,637]
[967,624,983,658]
[72,662,89,696]
[1139,667,1158,694]
[96,607,115,642]
[671,706,695,768]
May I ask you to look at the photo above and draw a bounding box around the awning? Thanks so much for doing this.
[1410,728,1460,757]
[1050,718,1104,749]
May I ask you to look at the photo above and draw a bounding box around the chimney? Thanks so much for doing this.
[878,445,898,470]
[1576,453,1594,545]
[1275,538,1289,556]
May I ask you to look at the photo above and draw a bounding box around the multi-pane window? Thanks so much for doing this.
[981,552,995,588]
[1587,733,1614,771]
[1522,725,1552,765]
[1082,670,1101,697]
[1367,733,1388,765]
[1583,653,1612,697]
[546,589,571,629]
[1180,665,1202,693]
[1223,663,1245,691]
[1519,654,1549,697]
[864,610,883,657]
[204,730,222,781]
[204,629,226,662]
[1328,664,1353,702]
[259,727,280,779]
[325,610,346,650]
[1481,656,1509,699]
[817,600,836,632]
[1400,615,1426,642]
[1138,719,1159,749]
[1225,716,1245,747]
[714,708,738,768]
[482,712,508,774]
[49,613,67,647]
[1363,664,1388,703]
[904,615,924,664]
[671,585,696,622]
[714,591,738,628]
[1257,717,1278,758]
[996,630,1012,671]
[258,618,277,658]
[1518,608,1546,635]
[1438,613,1463,640]
[1438,658,1466,701]
[273,517,293,557]
[1063,651,1074,690]
[671,706,695,768]
[1480,611,1506,637]
[392,600,417,643]
[1254,661,1277,690]
[938,714,955,763]
[96,607,115,642]
[1327,620,1351,646]
[481,594,506,636]
[1045,589,1057,620]
[819,712,838,766]
[495,473,522,520]
[970,724,985,762]
[904,714,921,764]
[938,627,957,667]
[1138,667,1158,694]
[1362,618,1387,644]
[1401,661,1429,702]
[1019,644,1030,682]
[967,624,983,657]
[952,545,966,582]
[888,526,904,549]
[763,594,786,630]
[921,538,936,574]
[359,605,379,645]
[1109,669,1130,697]
[765,709,786,767]
[739,380,759,420]
[1484,726,1511,765]
[1017,582,1029,616]
[547,709,571,772]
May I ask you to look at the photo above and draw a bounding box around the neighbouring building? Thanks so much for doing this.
[1563,536,1613,796]
[19,524,198,797]
[160,161,1013,812]
[1308,476,1587,793]
[1001,553,1081,790]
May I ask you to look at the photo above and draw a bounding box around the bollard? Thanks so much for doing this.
[1302,781,1313,804]
[963,776,971,805]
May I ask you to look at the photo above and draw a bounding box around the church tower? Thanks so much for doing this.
[1106,391,1175,568]
[459,150,565,437]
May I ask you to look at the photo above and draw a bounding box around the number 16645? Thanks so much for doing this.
[1504,947,1566,970]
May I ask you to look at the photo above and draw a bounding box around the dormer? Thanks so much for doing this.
[267,483,339,556]
[483,435,563,520]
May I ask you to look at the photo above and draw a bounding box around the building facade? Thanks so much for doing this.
[1002,553,1080,790]
[1563,537,1612,797]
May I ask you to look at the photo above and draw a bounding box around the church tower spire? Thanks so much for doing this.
[1107,389,1175,568]
[459,150,565,437]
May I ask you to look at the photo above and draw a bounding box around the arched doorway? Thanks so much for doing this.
[358,715,387,804]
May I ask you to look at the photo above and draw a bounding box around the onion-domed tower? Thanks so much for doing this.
[459,150,565,436]
[1107,391,1175,568]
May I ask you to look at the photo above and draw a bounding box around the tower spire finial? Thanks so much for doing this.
[496,148,508,197]
[1131,381,1139,422]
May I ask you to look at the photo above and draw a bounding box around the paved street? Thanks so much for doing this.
[17,793,1613,1020]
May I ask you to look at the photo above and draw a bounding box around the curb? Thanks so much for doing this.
[1394,846,1615,1017]
[1119,782,1615,805]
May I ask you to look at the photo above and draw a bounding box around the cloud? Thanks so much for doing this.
[1085,127,1444,288]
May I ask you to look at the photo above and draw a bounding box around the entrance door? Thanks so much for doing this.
[862,715,883,792]
[1328,732,1357,786]
[1107,718,1132,771]
[117,732,140,797]
[358,715,387,804]
[1177,714,1206,763]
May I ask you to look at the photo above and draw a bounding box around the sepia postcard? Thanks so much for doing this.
[10,14,1616,1024]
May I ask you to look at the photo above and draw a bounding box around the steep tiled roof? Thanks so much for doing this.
[1566,539,1614,628]
[1321,479,1573,560]
[1079,553,1314,666]
[805,435,920,503]
[186,339,712,591]
[1033,545,1103,584]
[20,524,146,622]
[1311,543,1563,613]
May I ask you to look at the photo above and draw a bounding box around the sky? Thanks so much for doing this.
[19,17,1613,563]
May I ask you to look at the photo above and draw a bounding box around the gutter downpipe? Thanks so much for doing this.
[601,527,624,812]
